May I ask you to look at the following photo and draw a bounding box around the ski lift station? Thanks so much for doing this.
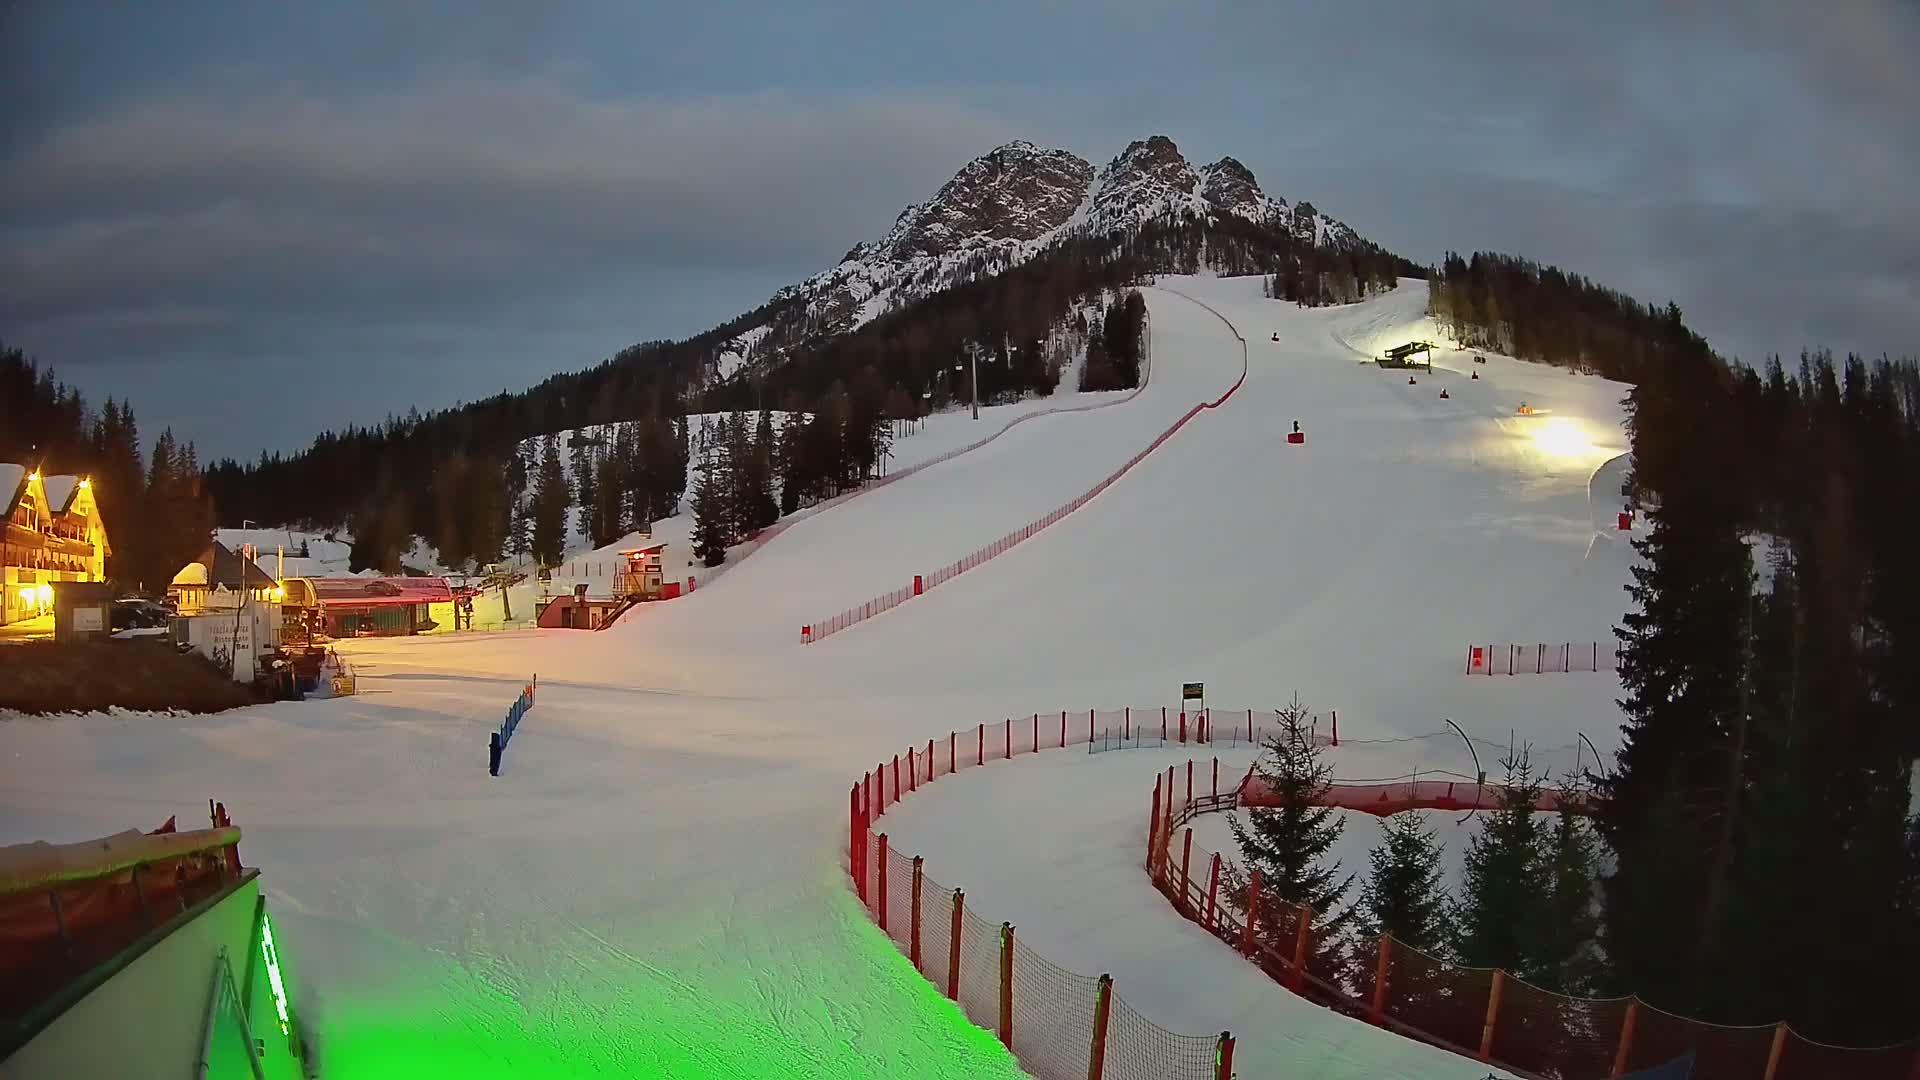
[1378,341,1437,370]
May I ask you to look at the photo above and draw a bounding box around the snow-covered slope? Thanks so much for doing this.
[1,279,1639,1079]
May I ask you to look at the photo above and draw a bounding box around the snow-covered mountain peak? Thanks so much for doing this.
[883,141,1094,260]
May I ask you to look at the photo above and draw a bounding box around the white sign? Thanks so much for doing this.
[72,606,105,633]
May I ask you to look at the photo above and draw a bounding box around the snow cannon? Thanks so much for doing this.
[1471,371,1480,380]
[1408,376,1418,385]
[1287,420,1305,445]
[1618,507,1634,531]
[1270,332,1279,342]
[1439,389,1450,400]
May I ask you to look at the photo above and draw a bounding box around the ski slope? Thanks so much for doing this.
[0,277,1639,1079]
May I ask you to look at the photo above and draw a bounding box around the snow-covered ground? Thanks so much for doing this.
[0,277,1639,1079]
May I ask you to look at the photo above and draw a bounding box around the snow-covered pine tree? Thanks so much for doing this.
[1228,694,1354,965]
[1530,777,1601,994]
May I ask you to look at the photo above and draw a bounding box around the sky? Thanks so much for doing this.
[4,1,1917,461]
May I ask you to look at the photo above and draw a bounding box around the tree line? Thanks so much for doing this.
[0,345,214,595]
[1426,251,1708,385]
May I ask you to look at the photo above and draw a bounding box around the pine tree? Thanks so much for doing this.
[1454,752,1550,977]
[1353,811,1454,1020]
[570,435,596,544]
[1531,782,1601,994]
[688,460,728,567]
[592,448,624,546]
[739,410,779,532]
[530,434,570,566]
[504,447,531,562]
[1228,695,1354,965]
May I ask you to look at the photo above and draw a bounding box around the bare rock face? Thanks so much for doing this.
[886,142,1094,260]
[738,133,1379,385]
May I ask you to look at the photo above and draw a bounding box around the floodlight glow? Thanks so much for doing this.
[1531,416,1592,459]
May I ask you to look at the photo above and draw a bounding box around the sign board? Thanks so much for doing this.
[1181,682,1204,701]
[72,605,105,633]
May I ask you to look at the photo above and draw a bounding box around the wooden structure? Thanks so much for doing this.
[301,575,451,637]
[1378,341,1436,370]
[614,543,667,602]
[2,466,110,627]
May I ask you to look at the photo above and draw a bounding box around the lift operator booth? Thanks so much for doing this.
[616,542,670,601]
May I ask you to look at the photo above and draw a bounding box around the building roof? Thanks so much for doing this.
[41,475,82,515]
[305,575,452,608]
[174,541,277,591]
[0,464,26,518]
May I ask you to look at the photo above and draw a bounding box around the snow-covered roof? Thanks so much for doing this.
[0,463,26,516]
[41,475,81,514]
[171,562,210,586]
[307,576,452,607]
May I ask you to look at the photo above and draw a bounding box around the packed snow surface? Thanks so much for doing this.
[0,277,1636,1078]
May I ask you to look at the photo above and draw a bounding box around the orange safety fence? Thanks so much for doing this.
[805,291,1248,646]
[1145,764,1920,1080]
[850,718,1235,1080]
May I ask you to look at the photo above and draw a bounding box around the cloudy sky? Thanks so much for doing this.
[5,2,1917,460]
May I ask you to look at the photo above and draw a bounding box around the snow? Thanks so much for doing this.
[0,277,1639,1079]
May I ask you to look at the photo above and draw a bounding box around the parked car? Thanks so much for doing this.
[111,598,171,633]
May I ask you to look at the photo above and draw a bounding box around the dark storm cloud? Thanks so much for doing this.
[3,1,1915,458]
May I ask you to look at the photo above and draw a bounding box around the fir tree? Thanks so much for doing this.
[1454,751,1549,976]
[688,460,729,567]
[530,434,570,566]
[591,448,624,546]
[570,435,597,543]
[1228,695,1354,965]
[1531,781,1601,994]
[1353,811,1455,1024]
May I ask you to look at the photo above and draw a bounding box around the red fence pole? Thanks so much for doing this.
[950,731,956,774]
[910,856,924,971]
[977,723,984,766]
[1148,778,1162,870]
[1179,709,1187,743]
[851,784,866,903]
[873,765,883,816]
[1332,709,1339,747]
[927,739,934,782]
[1005,719,1012,760]
[876,834,890,932]
[1205,853,1222,930]
[1212,757,1219,798]
[1033,713,1039,753]
[1609,999,1640,1078]
[1215,1033,1235,1080]
[1370,935,1392,1024]
[1186,759,1193,805]
[1180,828,1194,909]
[1124,707,1130,740]
[1060,710,1067,748]
[998,923,1015,1048]
[1162,707,1168,741]
[1291,904,1313,991]
[1241,871,1262,957]
[1087,975,1112,1080]
[893,755,901,802]
[1479,969,1506,1061]
[908,747,917,792]
[948,890,965,1000]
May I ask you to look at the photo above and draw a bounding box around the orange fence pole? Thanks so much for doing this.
[1370,935,1391,1024]
[1214,1032,1235,1080]
[1291,903,1313,991]
[850,784,865,904]
[1086,975,1112,1080]
[1610,999,1639,1077]
[947,889,965,1000]
[1763,1022,1789,1080]
[1241,871,1262,958]
[1479,969,1506,1061]
[1205,853,1222,930]
[876,834,890,933]
[910,856,924,971]
[999,923,1015,1048]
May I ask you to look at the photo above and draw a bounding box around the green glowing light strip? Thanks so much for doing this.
[259,910,291,1035]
